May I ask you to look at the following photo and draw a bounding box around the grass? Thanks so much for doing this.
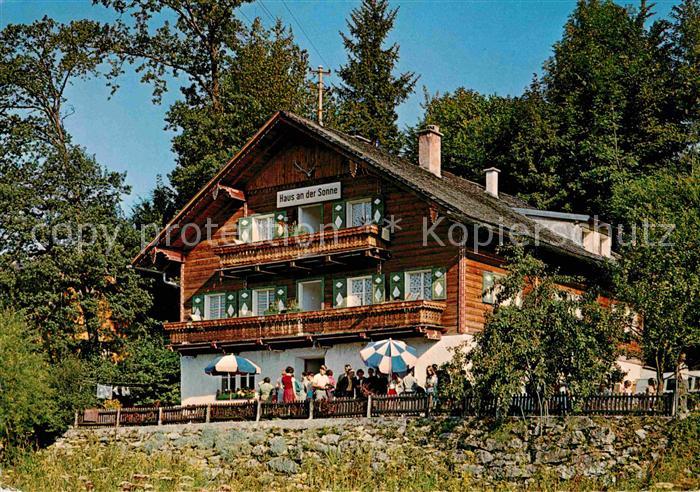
[2,415,698,491]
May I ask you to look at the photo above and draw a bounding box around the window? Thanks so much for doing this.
[406,270,432,301]
[204,293,226,320]
[482,272,505,305]
[297,204,323,234]
[347,276,373,307]
[298,280,323,311]
[347,199,372,227]
[253,288,276,315]
[221,374,255,392]
[253,214,275,241]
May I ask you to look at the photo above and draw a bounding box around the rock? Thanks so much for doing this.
[267,457,299,475]
[268,436,287,456]
[652,483,675,490]
[635,429,647,440]
[476,450,494,464]
[461,464,484,475]
[321,433,340,445]
[252,445,267,457]
[375,451,389,462]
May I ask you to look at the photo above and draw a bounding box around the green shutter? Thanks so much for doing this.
[371,196,385,225]
[238,217,252,243]
[389,272,405,301]
[372,273,386,304]
[331,201,346,229]
[273,210,287,239]
[191,294,204,319]
[482,272,495,304]
[238,289,253,316]
[274,285,288,311]
[431,267,447,300]
[332,278,347,308]
[224,291,238,318]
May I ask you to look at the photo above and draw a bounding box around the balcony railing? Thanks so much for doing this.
[164,300,446,346]
[212,225,387,269]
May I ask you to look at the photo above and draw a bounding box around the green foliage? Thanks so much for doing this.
[94,332,181,406]
[336,0,417,153]
[611,171,700,389]
[412,0,700,219]
[166,19,314,206]
[98,0,314,209]
[467,249,625,415]
[0,17,154,359]
[0,309,56,457]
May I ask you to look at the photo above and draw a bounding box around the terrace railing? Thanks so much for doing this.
[75,393,677,428]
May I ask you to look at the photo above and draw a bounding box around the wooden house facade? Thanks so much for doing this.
[134,112,642,404]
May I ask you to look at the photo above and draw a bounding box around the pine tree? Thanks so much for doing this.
[336,0,417,153]
[99,0,315,209]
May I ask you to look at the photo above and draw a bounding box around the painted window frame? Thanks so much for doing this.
[482,271,505,305]
[204,292,226,320]
[347,275,373,307]
[297,278,324,312]
[404,269,433,301]
[346,197,373,228]
[252,213,275,242]
[296,203,324,235]
[252,287,276,316]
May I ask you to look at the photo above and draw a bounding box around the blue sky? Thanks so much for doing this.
[0,0,680,211]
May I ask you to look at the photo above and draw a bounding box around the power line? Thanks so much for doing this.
[280,0,331,69]
[258,0,277,24]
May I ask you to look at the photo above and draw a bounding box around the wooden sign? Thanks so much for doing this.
[276,182,341,208]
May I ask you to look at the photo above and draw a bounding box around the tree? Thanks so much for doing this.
[411,0,699,219]
[611,171,700,395]
[166,19,314,205]
[0,309,56,457]
[466,249,625,416]
[98,0,314,209]
[0,18,152,359]
[407,83,566,210]
[336,0,417,153]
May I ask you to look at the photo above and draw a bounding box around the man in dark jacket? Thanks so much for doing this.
[335,369,357,398]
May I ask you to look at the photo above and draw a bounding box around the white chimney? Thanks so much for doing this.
[418,125,442,177]
[485,167,500,198]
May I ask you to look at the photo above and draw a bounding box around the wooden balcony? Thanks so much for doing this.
[164,300,446,353]
[212,225,388,273]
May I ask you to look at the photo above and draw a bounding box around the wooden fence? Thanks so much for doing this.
[76,393,676,428]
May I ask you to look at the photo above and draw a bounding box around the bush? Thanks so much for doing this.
[0,309,57,458]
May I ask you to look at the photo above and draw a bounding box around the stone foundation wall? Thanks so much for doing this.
[55,416,670,485]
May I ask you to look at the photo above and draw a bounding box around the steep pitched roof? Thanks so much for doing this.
[134,111,602,266]
[281,112,601,264]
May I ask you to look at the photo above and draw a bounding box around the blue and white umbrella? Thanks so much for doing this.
[204,354,261,376]
[360,339,417,375]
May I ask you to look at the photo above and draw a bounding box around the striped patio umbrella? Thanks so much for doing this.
[360,339,417,375]
[204,354,261,376]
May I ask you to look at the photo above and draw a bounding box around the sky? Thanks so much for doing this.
[0,0,681,211]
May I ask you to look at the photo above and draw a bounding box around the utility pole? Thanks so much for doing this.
[311,65,331,126]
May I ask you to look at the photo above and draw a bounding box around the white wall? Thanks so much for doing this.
[179,334,474,405]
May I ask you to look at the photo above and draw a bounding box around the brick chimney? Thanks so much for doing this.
[485,167,500,198]
[418,125,442,177]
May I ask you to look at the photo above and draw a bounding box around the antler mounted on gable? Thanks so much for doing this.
[293,160,316,178]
